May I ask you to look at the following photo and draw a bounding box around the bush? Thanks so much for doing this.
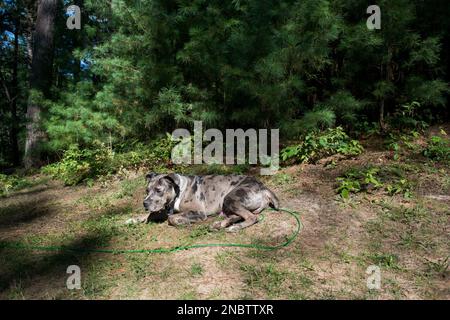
[0,174,33,197]
[335,166,414,199]
[336,167,383,199]
[42,134,176,185]
[423,135,450,162]
[42,144,113,186]
[385,130,421,160]
[281,127,363,164]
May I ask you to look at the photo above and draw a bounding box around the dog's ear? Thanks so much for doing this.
[162,173,180,195]
[145,172,158,182]
[162,173,180,187]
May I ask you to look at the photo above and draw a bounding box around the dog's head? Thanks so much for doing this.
[143,173,179,213]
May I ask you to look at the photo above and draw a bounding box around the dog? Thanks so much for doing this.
[127,173,279,232]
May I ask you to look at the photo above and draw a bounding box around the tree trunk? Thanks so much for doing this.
[24,0,57,169]
[10,17,20,166]
[379,99,386,132]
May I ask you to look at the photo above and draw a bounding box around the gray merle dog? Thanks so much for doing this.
[127,173,279,232]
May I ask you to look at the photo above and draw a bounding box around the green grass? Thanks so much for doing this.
[240,263,287,298]
[271,173,295,186]
[366,253,401,270]
[127,254,155,279]
[215,251,236,268]
[383,204,428,223]
[189,224,212,239]
[115,177,143,199]
[423,256,449,278]
[178,291,198,300]
[190,262,204,276]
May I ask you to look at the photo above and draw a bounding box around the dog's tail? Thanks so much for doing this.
[266,189,280,211]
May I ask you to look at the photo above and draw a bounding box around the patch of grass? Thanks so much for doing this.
[190,262,204,276]
[384,204,428,223]
[115,177,143,199]
[440,175,450,193]
[6,280,26,300]
[366,252,401,270]
[178,291,198,300]
[77,192,115,211]
[215,251,235,268]
[385,179,414,198]
[189,225,211,239]
[297,257,315,271]
[286,273,313,300]
[82,259,119,298]
[240,263,287,297]
[271,173,294,186]
[127,254,155,279]
[423,256,449,278]
[78,215,123,247]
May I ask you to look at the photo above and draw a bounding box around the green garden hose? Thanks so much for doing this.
[0,208,302,254]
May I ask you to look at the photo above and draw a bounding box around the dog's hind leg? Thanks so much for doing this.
[223,207,258,232]
[210,214,242,230]
[168,211,207,226]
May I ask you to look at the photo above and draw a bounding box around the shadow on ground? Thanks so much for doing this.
[0,229,114,298]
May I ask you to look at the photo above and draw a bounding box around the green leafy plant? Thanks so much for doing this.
[423,134,450,162]
[385,178,413,198]
[336,167,383,199]
[42,134,176,186]
[388,101,429,131]
[336,166,413,199]
[281,127,363,164]
[0,174,33,197]
[336,177,361,199]
[42,144,113,186]
[385,130,422,160]
[369,253,400,270]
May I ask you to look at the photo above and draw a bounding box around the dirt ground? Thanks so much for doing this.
[0,130,449,300]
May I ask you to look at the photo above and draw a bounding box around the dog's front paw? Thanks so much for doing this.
[209,221,222,231]
[168,215,189,226]
[225,225,241,233]
[125,216,148,225]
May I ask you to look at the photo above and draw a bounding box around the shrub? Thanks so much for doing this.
[281,127,363,164]
[385,179,413,198]
[0,174,33,197]
[42,134,176,185]
[423,134,450,162]
[336,166,413,199]
[385,130,421,160]
[336,167,383,199]
[42,144,113,186]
